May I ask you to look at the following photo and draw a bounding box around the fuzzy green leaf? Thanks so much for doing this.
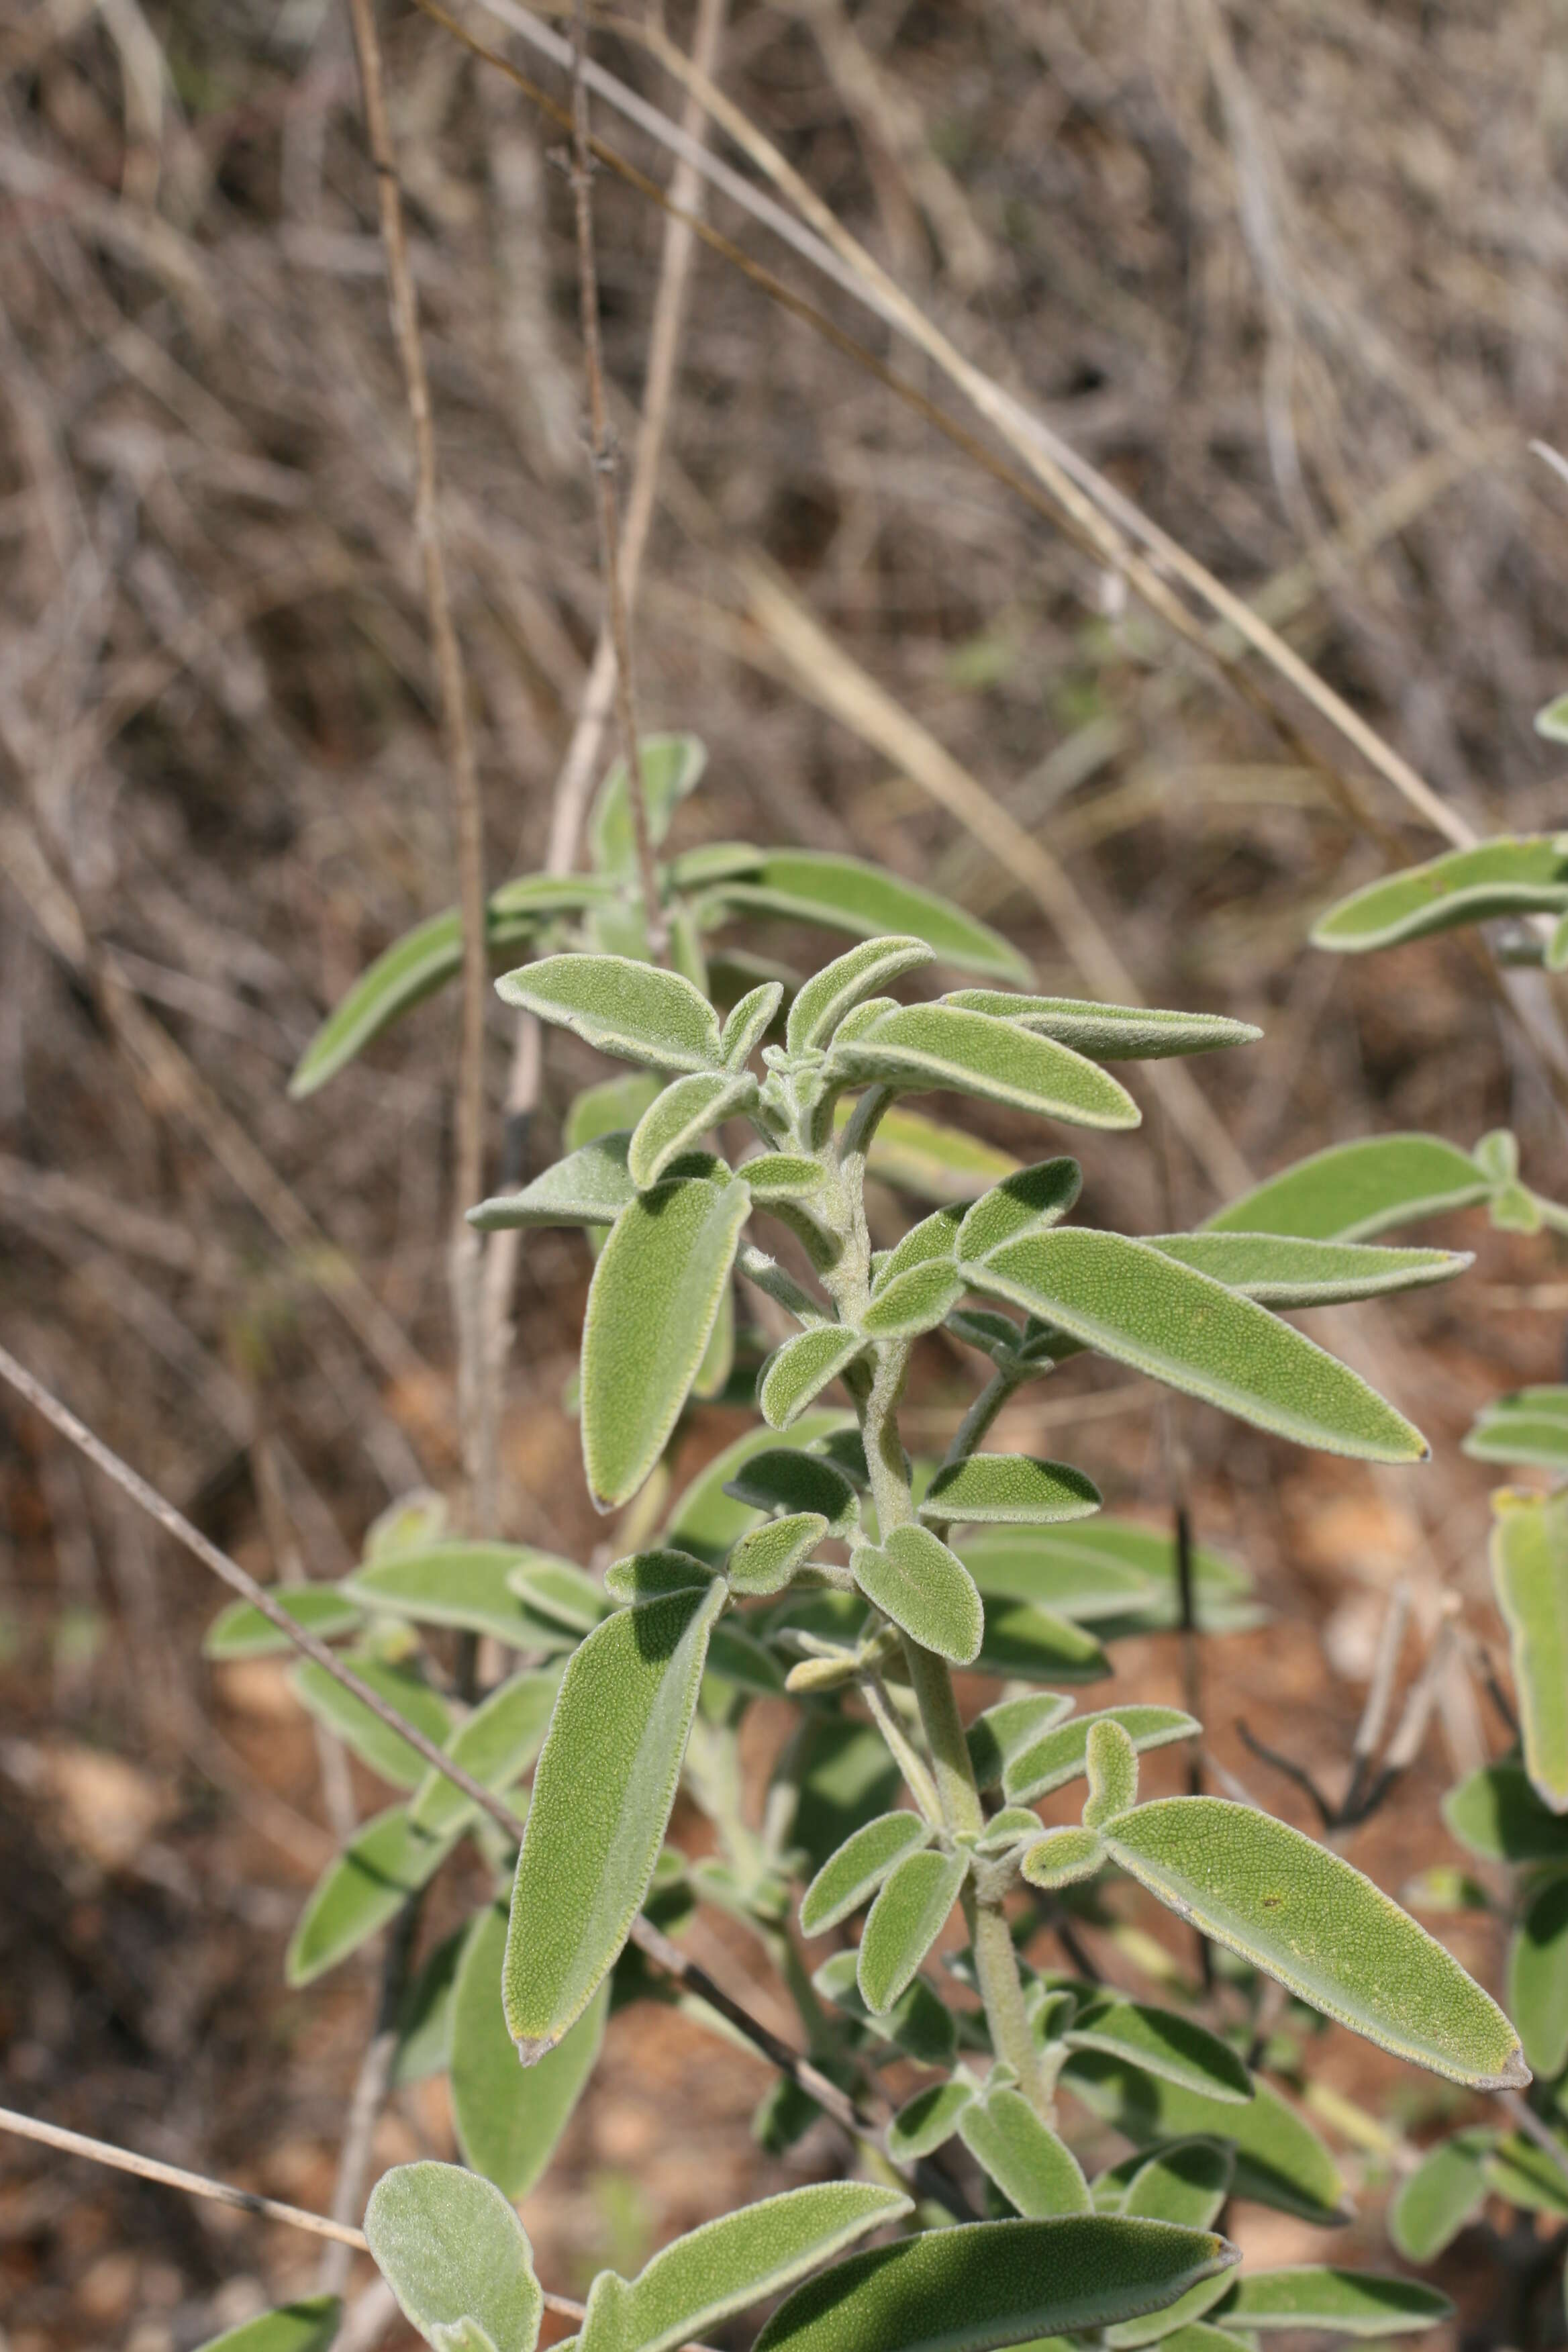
[452,1904,607,2199]
[707,1618,788,1695]
[1510,1876,1568,2077]
[721,982,785,1068]
[957,1160,1082,1262]
[1388,2134,1493,2261]
[740,1153,826,1202]
[579,2184,912,2352]
[1121,2141,1234,2231]
[1021,1826,1106,1889]
[663,1412,852,1563]
[853,1525,985,1665]
[856,1847,969,2012]
[832,1005,1140,1130]
[392,1928,467,2086]
[364,2161,542,2352]
[1144,1234,1469,1307]
[205,1585,362,1659]
[291,1656,452,1790]
[787,936,936,1055]
[628,1072,757,1189]
[976,1230,1426,1463]
[1484,2130,1568,2214]
[1212,2269,1454,2335]
[496,954,722,1074]
[967,1692,1076,1788]
[590,733,707,873]
[861,1261,968,1338]
[714,850,1029,980]
[760,1327,869,1430]
[1311,837,1568,953]
[1064,1999,1251,2106]
[921,1455,1101,1528]
[813,1947,957,2065]
[1083,1720,1139,1829]
[958,1520,1251,1632]
[567,1072,664,1152]
[195,2299,342,2352]
[976,1598,1110,1682]
[1062,2053,1347,2225]
[1490,1491,1568,1812]
[946,993,1262,1063]
[507,1558,613,1636]
[752,2218,1238,2352]
[728,1514,829,1598]
[583,1175,750,1508]
[852,1104,1022,1204]
[960,2088,1092,2216]
[1444,1761,1568,1862]
[504,1581,726,2057]
[469,1134,640,1232]
[997,1706,1200,1807]
[1203,1136,1491,1242]
[801,1812,935,1936]
[344,1546,581,1651]
[726,1449,860,1538]
[1102,1798,1526,2088]
[887,2077,976,2161]
[1465,1386,1568,1471]
[287,1806,460,1986]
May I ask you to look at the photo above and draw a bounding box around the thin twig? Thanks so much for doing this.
[318,1895,423,2296]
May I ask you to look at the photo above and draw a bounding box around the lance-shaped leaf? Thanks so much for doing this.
[578,2184,912,2352]
[1121,2140,1234,2231]
[849,1101,1022,1204]
[1485,2130,1568,2215]
[740,1153,825,1202]
[959,1519,1251,1632]
[1311,836,1568,953]
[1509,1875,1568,2077]
[888,2077,976,2161]
[364,2161,543,2352]
[1389,2133,1493,2261]
[1211,2268,1454,2335]
[344,1545,580,1651]
[760,1327,867,1431]
[591,732,707,871]
[496,954,723,1074]
[205,1585,362,1659]
[707,1618,787,1695]
[1465,1386,1568,1471]
[392,1928,467,2086]
[728,1513,829,1598]
[976,1229,1426,1463]
[1063,1999,1251,2105]
[976,1598,1110,1682]
[1444,1761,1568,1862]
[726,1449,860,1537]
[997,1706,1200,1807]
[1022,1827,1105,1889]
[287,1806,460,1986]
[801,1811,934,1934]
[452,1904,607,2200]
[663,1411,852,1563]
[1144,1234,1469,1307]
[469,1134,639,1232]
[409,1665,559,1837]
[1063,2052,1347,2224]
[507,1558,611,1636]
[1489,1491,1568,1812]
[921,1455,1101,1528]
[856,1847,969,2012]
[946,993,1263,1063]
[787,936,936,1055]
[289,875,619,1099]
[814,1946,956,2065]
[853,1526,985,1665]
[504,1580,726,2057]
[967,1692,1076,1788]
[957,1159,1082,1261]
[721,981,785,1067]
[1102,1798,1527,2088]
[712,850,1028,980]
[862,1261,968,1338]
[195,2299,342,2352]
[1204,1136,1492,1242]
[752,2217,1238,2352]
[583,1175,750,1508]
[291,1655,452,1790]
[629,1071,757,1189]
[567,1071,664,1152]
[831,1004,1140,1130]
[959,2087,1091,2216]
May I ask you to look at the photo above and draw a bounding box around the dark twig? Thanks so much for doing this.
[1235,1719,1337,1830]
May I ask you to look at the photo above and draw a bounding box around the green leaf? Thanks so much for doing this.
[629,1071,757,1189]
[1465,1387,1568,1471]
[975,1230,1427,1463]
[663,1412,852,1564]
[922,1456,1101,1528]
[578,2184,912,2352]
[1144,1234,1469,1307]
[507,1558,613,1636]
[1061,2053,1348,2225]
[287,1806,459,1986]
[726,1448,860,1538]
[740,1153,825,1202]
[813,1946,957,2065]
[707,1618,788,1695]
[1203,1136,1492,1242]
[452,1904,607,2199]
[1212,2269,1454,2336]
[832,1005,1140,1131]
[752,2217,1238,2352]
[1510,1875,1568,2077]
[995,1706,1200,1807]
[1120,2140,1234,2231]
[887,2076,976,2161]
[1490,1491,1568,1812]
[205,1585,362,1659]
[496,954,723,1075]
[1102,1798,1526,2088]
[1021,1827,1105,1889]
[957,1161,1083,1262]
[344,1545,581,1651]
[787,936,937,1055]
[850,1102,1023,1204]
[392,1927,467,2086]
[728,1514,830,1598]
[289,876,618,1099]
[857,1847,969,2012]
[194,2298,342,2352]
[959,2087,1092,2216]
[946,993,1262,1063]
[853,1525,984,1665]
[760,1327,868,1431]
[567,1072,664,1152]
[714,850,1029,980]
[967,1692,1076,1788]
[1063,1999,1251,2106]
[1083,1720,1139,1829]
[291,1656,453,1790]
[1443,1761,1568,1862]
[1311,837,1568,953]
[1536,695,1568,745]
[590,733,707,873]
[469,1134,639,1232]
[504,1581,726,2057]
[721,982,785,1068]
[976,1598,1110,1682]
[1388,2133,1493,2261]
[583,1175,750,1508]
[1483,2130,1568,2214]
[861,1261,968,1338]
[364,2160,542,2352]
[959,1519,1251,1632]
[801,1812,935,1936]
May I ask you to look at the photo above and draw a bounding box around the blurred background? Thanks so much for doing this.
[3,0,1568,2344]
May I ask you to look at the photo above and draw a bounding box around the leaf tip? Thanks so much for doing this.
[1488,2043,1533,2090]
[514,2028,566,2066]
